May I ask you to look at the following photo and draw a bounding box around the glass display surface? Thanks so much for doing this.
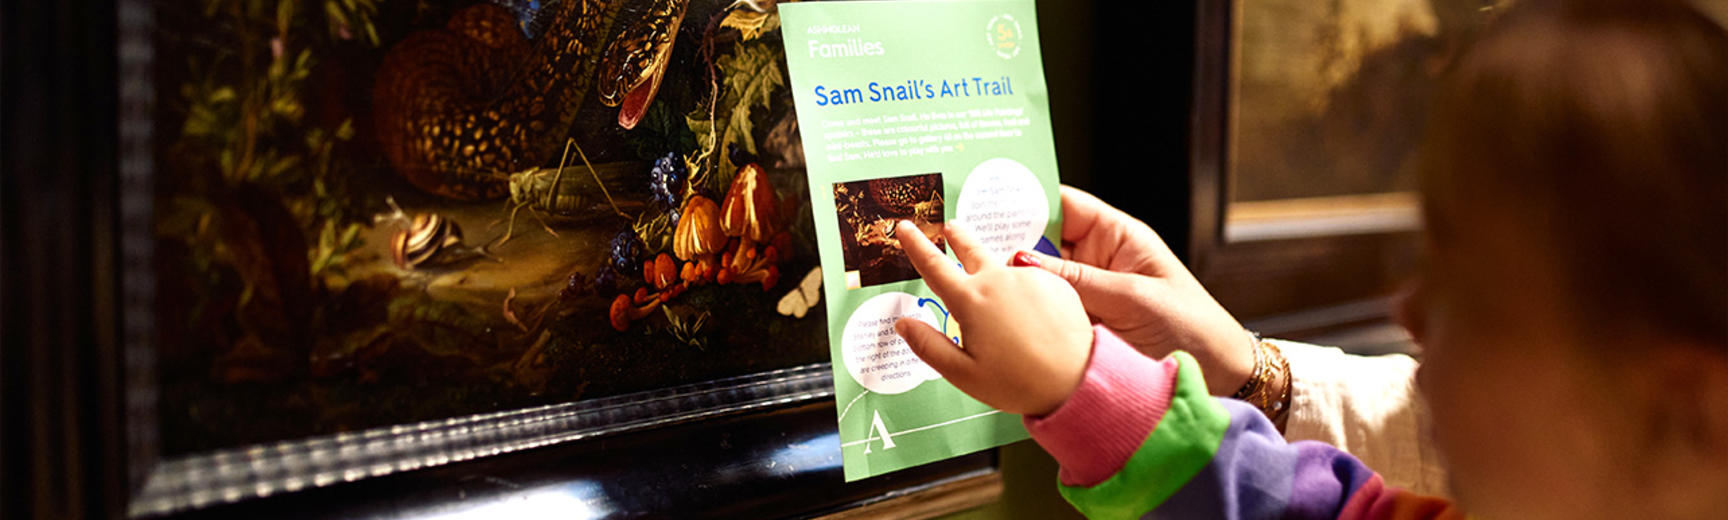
[149,0,826,455]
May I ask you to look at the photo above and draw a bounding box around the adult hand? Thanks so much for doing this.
[893,220,1095,417]
[1029,186,1254,396]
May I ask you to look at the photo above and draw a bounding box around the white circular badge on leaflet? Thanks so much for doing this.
[841,292,944,395]
[956,157,1049,257]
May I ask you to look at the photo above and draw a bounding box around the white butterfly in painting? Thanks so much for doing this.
[777,266,823,318]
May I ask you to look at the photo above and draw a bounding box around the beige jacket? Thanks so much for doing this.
[1273,340,1451,498]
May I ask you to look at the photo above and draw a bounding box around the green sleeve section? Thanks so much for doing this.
[1055,351,1231,519]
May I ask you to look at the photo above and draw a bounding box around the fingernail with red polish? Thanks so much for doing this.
[1011,251,1041,267]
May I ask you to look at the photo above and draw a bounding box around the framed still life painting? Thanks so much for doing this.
[19,0,1004,516]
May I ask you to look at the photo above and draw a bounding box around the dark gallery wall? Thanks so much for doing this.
[1039,0,1198,261]
[3,0,130,519]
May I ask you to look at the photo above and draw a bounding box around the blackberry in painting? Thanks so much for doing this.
[610,230,646,276]
[590,265,620,295]
[649,152,686,210]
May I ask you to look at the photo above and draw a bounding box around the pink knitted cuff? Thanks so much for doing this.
[1023,326,1178,487]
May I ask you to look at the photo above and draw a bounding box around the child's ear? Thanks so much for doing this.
[1644,345,1728,458]
[1681,350,1728,466]
[1630,343,1728,514]
[1695,351,1728,467]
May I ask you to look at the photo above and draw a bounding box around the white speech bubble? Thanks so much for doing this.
[955,157,1050,257]
[841,292,945,394]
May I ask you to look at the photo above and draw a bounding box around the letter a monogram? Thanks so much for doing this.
[863,410,898,454]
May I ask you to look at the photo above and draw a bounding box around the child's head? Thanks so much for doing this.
[1401,0,1728,517]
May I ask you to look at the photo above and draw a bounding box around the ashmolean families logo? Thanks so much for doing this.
[986,13,1022,59]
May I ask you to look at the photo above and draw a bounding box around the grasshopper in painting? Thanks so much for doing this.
[498,137,638,246]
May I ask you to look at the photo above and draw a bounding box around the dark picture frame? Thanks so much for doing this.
[1186,0,1441,333]
[3,1,1006,518]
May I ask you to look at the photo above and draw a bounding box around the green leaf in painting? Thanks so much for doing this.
[717,41,785,156]
[334,118,354,141]
[686,40,787,193]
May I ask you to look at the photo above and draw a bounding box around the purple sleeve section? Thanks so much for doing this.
[1024,326,1177,487]
[1154,399,1298,519]
[1284,441,1378,518]
[1021,328,1461,518]
[1161,399,1461,520]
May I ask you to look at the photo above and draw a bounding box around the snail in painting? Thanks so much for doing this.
[377,197,495,270]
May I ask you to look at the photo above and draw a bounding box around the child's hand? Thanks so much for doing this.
[893,220,1095,417]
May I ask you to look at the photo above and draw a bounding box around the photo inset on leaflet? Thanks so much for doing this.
[833,173,947,289]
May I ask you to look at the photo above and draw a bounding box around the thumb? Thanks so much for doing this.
[895,317,974,384]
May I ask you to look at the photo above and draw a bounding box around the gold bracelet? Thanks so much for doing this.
[1232,334,1293,429]
[1266,341,1292,429]
[1232,331,1268,401]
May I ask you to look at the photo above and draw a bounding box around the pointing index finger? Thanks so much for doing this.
[897,220,967,294]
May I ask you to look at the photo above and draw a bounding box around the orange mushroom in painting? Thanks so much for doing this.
[673,195,727,283]
[718,164,787,291]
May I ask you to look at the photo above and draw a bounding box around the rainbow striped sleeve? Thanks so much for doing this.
[1024,327,1462,519]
